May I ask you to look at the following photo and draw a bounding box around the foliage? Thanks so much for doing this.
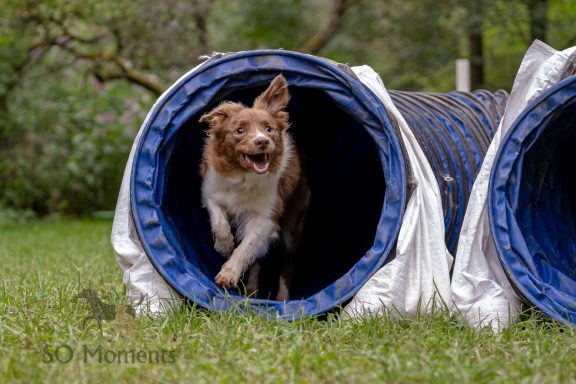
[0,205,36,225]
[1,220,576,383]
[0,0,575,215]
[209,0,321,51]
[0,67,146,214]
[327,0,466,91]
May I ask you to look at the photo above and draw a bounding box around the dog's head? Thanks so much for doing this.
[200,75,291,176]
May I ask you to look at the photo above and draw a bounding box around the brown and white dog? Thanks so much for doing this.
[199,75,309,300]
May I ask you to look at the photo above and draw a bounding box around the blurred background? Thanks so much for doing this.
[0,0,574,221]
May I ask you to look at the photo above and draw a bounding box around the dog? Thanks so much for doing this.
[199,74,309,301]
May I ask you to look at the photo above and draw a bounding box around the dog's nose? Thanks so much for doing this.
[254,137,270,149]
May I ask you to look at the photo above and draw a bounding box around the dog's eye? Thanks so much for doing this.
[265,126,273,133]
[236,127,244,134]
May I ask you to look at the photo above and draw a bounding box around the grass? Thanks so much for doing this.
[1,220,576,383]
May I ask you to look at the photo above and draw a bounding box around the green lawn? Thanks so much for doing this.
[1,220,575,383]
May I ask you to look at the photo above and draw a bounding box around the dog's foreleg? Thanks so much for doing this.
[276,262,293,301]
[215,215,275,288]
[245,261,261,296]
[204,198,235,258]
[276,182,310,301]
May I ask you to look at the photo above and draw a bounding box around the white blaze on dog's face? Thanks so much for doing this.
[200,75,291,176]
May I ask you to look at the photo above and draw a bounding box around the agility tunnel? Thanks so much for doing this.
[124,50,506,318]
[489,75,576,325]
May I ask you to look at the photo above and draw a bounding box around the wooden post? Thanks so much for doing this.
[456,59,471,92]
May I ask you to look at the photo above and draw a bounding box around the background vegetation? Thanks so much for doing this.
[0,0,574,216]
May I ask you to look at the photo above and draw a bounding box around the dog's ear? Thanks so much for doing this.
[253,74,290,115]
[199,102,243,126]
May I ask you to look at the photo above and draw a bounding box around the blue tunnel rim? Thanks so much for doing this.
[129,49,408,319]
[489,75,576,325]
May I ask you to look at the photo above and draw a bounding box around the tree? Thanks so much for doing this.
[0,0,364,214]
[298,0,361,54]
[524,0,547,42]
[468,0,485,89]
[1,0,362,99]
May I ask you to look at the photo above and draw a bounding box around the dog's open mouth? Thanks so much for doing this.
[242,153,270,175]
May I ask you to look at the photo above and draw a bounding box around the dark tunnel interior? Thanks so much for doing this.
[517,101,576,282]
[162,86,387,300]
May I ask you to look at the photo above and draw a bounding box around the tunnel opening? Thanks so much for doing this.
[162,86,386,300]
[517,101,576,282]
[129,50,409,318]
[490,76,576,324]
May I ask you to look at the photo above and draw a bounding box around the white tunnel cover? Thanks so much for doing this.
[111,42,576,329]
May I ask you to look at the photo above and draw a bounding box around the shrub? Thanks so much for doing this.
[0,69,149,215]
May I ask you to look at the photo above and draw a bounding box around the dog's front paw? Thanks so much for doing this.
[213,230,235,258]
[215,261,242,289]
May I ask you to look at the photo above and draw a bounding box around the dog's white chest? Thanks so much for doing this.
[202,169,279,217]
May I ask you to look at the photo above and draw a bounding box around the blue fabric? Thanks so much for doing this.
[130,50,408,319]
[490,75,576,325]
[389,91,501,252]
[130,49,505,319]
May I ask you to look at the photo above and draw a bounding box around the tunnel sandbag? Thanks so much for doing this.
[490,75,576,325]
[125,50,505,319]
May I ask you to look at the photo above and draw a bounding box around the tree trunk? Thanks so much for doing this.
[468,1,484,90]
[191,0,214,55]
[298,0,359,54]
[525,0,547,42]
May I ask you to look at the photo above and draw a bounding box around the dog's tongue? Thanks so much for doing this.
[246,153,269,174]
